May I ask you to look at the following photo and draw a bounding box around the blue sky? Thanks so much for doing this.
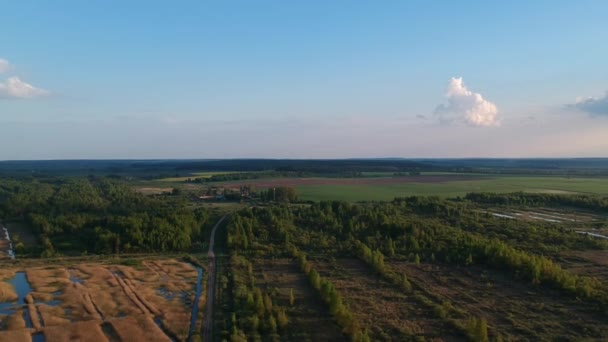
[1,1,607,159]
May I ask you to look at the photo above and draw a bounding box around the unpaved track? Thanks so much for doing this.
[202,215,226,342]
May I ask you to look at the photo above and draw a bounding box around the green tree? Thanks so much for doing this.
[289,288,295,306]
[276,308,288,329]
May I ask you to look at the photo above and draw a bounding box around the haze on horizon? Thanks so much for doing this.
[1,1,607,160]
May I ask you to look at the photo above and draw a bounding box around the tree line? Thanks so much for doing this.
[0,177,214,256]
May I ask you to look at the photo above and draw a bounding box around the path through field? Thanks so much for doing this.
[202,215,226,342]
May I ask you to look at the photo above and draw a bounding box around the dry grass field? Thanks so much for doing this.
[560,250,608,283]
[390,261,608,341]
[311,258,463,341]
[0,259,204,342]
[252,258,345,341]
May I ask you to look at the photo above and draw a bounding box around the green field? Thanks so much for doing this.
[295,176,608,201]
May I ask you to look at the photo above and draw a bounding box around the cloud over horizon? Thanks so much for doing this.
[0,77,50,99]
[0,59,9,73]
[0,58,49,99]
[568,92,608,116]
[1,114,606,160]
[435,77,499,127]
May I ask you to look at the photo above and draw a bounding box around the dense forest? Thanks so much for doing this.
[465,192,608,212]
[184,171,368,184]
[0,177,214,256]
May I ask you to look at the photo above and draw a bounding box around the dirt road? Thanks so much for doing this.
[202,215,226,342]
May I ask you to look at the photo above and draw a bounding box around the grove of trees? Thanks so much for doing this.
[0,177,214,256]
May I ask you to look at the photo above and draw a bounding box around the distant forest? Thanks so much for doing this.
[1,158,608,178]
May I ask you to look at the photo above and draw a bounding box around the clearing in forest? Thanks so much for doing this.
[312,258,464,341]
[390,261,608,341]
[252,258,346,341]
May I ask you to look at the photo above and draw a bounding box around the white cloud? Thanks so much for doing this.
[568,92,608,116]
[0,59,9,73]
[0,58,50,100]
[0,77,50,99]
[435,77,499,127]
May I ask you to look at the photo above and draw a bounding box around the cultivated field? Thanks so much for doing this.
[212,174,608,201]
[135,169,608,202]
[0,259,205,342]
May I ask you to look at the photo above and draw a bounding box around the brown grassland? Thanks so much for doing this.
[312,257,463,341]
[0,258,204,342]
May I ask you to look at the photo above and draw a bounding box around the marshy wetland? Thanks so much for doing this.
[0,259,205,342]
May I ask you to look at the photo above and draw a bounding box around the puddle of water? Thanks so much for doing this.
[0,271,63,329]
[529,215,561,223]
[0,272,34,327]
[0,272,32,312]
[23,307,33,328]
[0,299,17,315]
[157,288,189,305]
[153,317,162,327]
[43,300,61,307]
[528,211,566,219]
[101,322,120,342]
[32,332,45,342]
[69,274,84,284]
[157,287,176,300]
[154,317,178,342]
[187,267,204,340]
[577,231,608,239]
[490,213,516,219]
[490,210,563,223]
